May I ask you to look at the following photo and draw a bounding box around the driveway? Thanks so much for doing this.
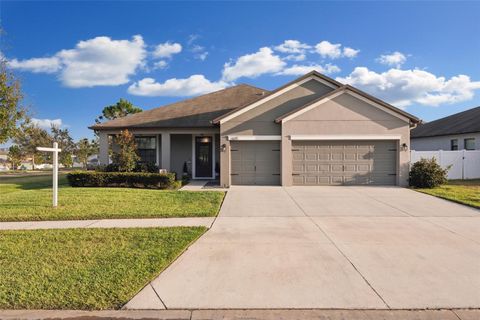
[135,186,480,309]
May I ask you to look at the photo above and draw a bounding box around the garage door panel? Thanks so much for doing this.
[231,141,280,185]
[292,140,397,186]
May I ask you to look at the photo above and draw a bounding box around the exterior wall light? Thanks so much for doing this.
[401,143,408,151]
[221,144,227,152]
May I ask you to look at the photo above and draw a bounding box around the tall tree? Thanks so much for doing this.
[51,125,75,167]
[7,145,23,170]
[75,138,98,169]
[95,98,142,123]
[0,58,27,143]
[13,124,53,170]
[112,129,139,172]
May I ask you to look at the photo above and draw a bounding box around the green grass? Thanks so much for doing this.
[416,179,480,209]
[0,227,206,309]
[0,174,225,221]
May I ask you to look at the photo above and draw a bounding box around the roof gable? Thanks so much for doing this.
[275,85,420,124]
[212,71,342,124]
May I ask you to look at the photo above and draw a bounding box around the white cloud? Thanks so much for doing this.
[377,51,407,67]
[153,42,182,58]
[343,47,360,58]
[277,63,340,76]
[196,51,209,61]
[274,40,311,61]
[315,41,359,59]
[153,60,168,69]
[274,40,311,54]
[190,44,209,61]
[57,35,146,87]
[31,118,63,129]
[315,41,342,59]
[8,57,61,73]
[222,47,286,81]
[337,67,480,107]
[8,35,146,88]
[284,53,306,61]
[127,75,228,97]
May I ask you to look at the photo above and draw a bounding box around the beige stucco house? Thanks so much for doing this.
[91,71,420,187]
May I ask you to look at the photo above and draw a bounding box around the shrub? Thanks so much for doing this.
[102,163,119,172]
[409,158,448,188]
[134,162,159,173]
[67,171,177,189]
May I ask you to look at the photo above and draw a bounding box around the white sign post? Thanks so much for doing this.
[37,142,62,207]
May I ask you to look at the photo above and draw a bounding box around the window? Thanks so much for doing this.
[464,138,476,150]
[450,139,458,150]
[135,136,156,163]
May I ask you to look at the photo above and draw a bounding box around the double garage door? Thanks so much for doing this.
[230,140,397,186]
[292,140,397,185]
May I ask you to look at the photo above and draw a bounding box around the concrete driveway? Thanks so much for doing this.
[133,186,480,310]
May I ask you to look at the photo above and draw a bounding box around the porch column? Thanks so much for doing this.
[161,133,171,171]
[98,131,109,165]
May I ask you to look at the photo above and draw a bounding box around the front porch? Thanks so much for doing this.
[97,129,221,179]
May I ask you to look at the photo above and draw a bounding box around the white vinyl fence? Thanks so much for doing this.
[411,150,480,180]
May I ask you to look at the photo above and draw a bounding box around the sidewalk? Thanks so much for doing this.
[0,309,477,320]
[0,217,215,230]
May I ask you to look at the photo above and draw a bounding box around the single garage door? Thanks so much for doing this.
[231,141,280,185]
[292,140,397,185]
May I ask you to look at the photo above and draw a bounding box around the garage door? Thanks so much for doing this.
[231,141,280,185]
[292,140,397,185]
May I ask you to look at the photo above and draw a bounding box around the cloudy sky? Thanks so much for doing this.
[2,1,480,141]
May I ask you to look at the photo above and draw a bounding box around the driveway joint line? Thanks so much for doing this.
[283,188,391,309]
[352,189,414,218]
[84,220,100,228]
[150,283,168,310]
[451,309,463,320]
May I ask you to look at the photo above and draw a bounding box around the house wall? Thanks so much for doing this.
[281,93,411,187]
[221,80,334,136]
[411,133,480,151]
[170,134,192,178]
[219,79,334,187]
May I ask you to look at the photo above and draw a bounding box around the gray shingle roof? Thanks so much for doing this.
[411,106,480,138]
[90,84,268,130]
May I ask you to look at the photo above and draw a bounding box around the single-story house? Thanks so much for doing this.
[411,106,479,151]
[91,71,420,187]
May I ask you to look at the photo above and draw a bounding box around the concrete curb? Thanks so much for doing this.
[0,309,478,320]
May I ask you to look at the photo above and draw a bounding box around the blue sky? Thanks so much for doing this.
[2,1,480,142]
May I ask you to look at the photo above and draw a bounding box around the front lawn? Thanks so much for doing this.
[0,174,225,221]
[0,227,206,309]
[416,179,480,209]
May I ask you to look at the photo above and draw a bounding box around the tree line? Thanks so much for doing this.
[1,58,142,170]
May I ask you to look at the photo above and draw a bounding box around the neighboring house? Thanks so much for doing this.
[411,106,480,151]
[91,71,420,187]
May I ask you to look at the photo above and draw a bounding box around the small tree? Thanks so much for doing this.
[75,138,97,169]
[51,125,75,167]
[95,99,142,123]
[13,123,53,169]
[112,129,139,172]
[409,158,449,188]
[7,145,23,170]
[0,59,28,144]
